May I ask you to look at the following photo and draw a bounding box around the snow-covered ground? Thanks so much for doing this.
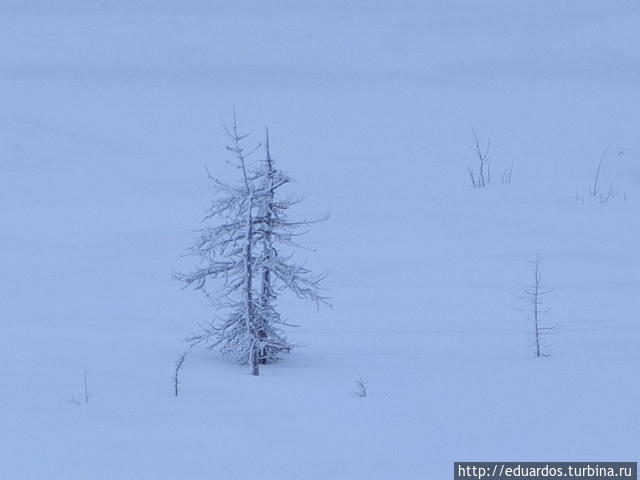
[1,1,638,478]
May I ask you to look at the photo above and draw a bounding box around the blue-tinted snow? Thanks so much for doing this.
[0,1,638,479]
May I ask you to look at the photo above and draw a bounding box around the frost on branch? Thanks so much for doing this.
[176,113,329,375]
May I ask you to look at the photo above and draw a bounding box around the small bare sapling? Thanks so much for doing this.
[522,252,558,357]
[467,130,513,187]
[468,130,492,188]
[69,370,93,405]
[353,375,368,398]
[173,352,188,397]
[577,145,625,204]
[500,161,514,185]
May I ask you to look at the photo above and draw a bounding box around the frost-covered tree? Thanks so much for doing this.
[178,114,328,375]
[253,127,330,363]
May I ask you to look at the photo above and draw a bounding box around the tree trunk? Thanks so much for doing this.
[245,198,259,376]
[258,127,275,364]
[251,345,260,376]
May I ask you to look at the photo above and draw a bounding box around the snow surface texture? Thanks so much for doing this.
[1,1,638,479]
